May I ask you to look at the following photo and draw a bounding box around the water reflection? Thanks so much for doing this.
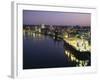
[23,30,90,69]
[23,31,45,40]
[64,40,90,67]
[64,50,89,67]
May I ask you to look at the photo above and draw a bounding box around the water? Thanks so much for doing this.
[23,32,91,69]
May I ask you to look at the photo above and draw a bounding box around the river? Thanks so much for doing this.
[23,32,90,69]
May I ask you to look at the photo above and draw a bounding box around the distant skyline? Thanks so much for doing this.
[23,10,91,26]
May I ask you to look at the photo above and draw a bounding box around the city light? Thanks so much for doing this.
[23,24,91,68]
[64,50,89,67]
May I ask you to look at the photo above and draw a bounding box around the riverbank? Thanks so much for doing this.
[63,38,91,52]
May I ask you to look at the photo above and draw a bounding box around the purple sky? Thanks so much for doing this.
[23,10,91,26]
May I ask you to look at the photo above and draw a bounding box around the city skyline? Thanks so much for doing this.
[23,10,91,69]
[23,10,91,26]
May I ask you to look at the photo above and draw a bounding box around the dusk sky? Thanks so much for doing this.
[23,10,91,26]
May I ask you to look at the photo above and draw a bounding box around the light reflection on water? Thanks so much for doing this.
[64,50,89,67]
[23,31,90,69]
[23,31,45,40]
